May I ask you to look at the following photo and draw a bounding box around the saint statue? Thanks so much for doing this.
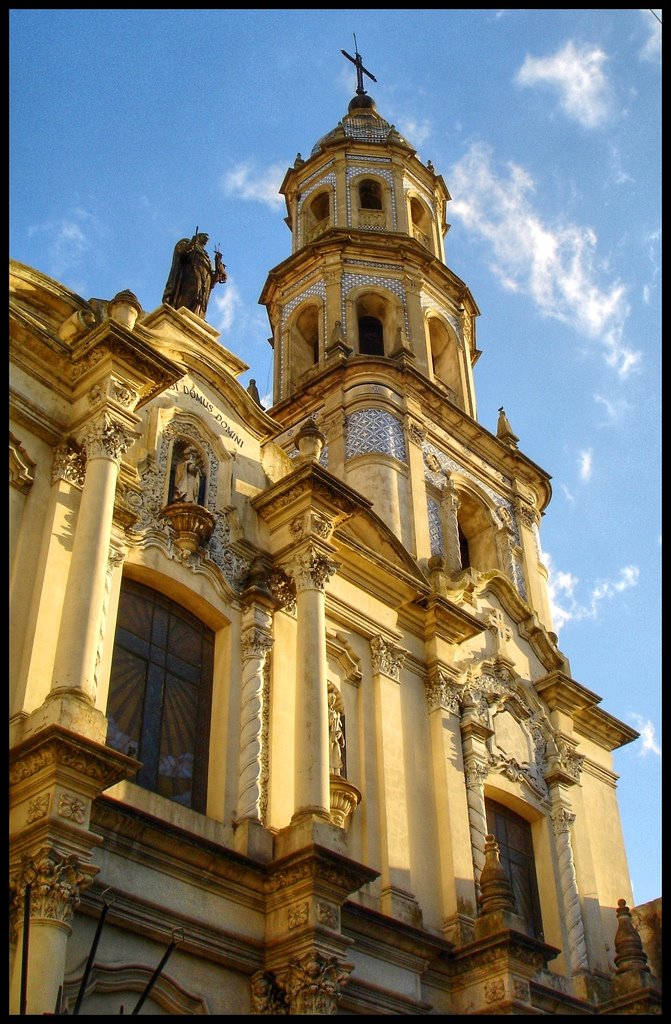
[173,447,202,504]
[162,231,227,318]
[328,692,345,775]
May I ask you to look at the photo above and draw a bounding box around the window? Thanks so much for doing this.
[106,579,214,812]
[485,799,544,939]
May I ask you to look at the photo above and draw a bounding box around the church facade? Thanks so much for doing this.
[9,68,660,1015]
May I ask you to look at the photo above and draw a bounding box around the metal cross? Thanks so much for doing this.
[341,35,377,95]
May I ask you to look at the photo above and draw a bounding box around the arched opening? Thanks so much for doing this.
[288,302,321,387]
[358,315,384,356]
[455,488,498,573]
[359,178,383,210]
[485,798,544,939]
[106,578,214,813]
[410,196,432,250]
[428,317,462,406]
[305,190,330,243]
[353,292,396,357]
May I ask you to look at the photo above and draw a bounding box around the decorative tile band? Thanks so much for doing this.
[345,408,407,464]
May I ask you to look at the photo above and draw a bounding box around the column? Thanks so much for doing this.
[514,494,554,632]
[9,846,97,1015]
[460,693,494,901]
[425,669,479,943]
[441,475,463,574]
[288,543,337,821]
[371,634,421,924]
[237,604,274,821]
[550,802,590,975]
[50,413,138,706]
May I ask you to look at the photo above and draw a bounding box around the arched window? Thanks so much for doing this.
[455,489,498,573]
[427,317,462,406]
[305,190,330,242]
[106,579,214,813]
[485,798,544,939]
[359,178,383,210]
[288,302,321,388]
[358,315,384,356]
[410,196,432,250]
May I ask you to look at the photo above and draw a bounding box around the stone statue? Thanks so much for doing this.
[173,447,202,504]
[162,231,227,318]
[247,378,264,408]
[328,692,345,775]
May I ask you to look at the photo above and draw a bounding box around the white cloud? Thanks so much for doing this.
[559,482,575,504]
[210,279,241,333]
[544,551,640,633]
[220,162,286,210]
[448,143,638,376]
[578,448,593,482]
[639,10,662,63]
[593,393,629,424]
[398,117,432,148]
[515,40,612,128]
[628,713,661,756]
[27,208,101,279]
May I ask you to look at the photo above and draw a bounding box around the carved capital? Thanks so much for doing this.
[550,805,576,835]
[289,546,338,592]
[279,952,352,1015]
[10,846,97,935]
[464,758,490,787]
[241,627,274,662]
[52,439,86,487]
[78,413,137,462]
[370,635,406,680]
[425,669,462,714]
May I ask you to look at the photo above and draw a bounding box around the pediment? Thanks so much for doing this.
[334,507,429,592]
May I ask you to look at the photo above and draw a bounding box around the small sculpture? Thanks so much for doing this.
[328,692,345,775]
[247,378,264,408]
[173,447,202,504]
[163,230,227,319]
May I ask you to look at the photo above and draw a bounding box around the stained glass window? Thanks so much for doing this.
[106,579,214,812]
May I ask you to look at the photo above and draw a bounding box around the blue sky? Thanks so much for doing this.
[9,10,661,906]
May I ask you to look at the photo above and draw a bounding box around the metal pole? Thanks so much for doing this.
[130,929,184,1015]
[73,889,116,1014]
[19,881,31,1015]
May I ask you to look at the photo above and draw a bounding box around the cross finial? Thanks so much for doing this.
[341,35,377,95]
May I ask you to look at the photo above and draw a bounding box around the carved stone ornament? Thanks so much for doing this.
[159,501,216,556]
[329,774,361,828]
[424,670,462,714]
[290,547,338,592]
[269,568,297,615]
[78,413,137,462]
[370,635,406,680]
[10,846,97,933]
[250,970,289,1015]
[280,951,352,1015]
[52,440,86,487]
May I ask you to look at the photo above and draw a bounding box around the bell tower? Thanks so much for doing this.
[260,50,554,631]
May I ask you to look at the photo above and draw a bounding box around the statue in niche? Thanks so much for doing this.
[328,691,345,775]
[172,445,204,504]
[162,230,227,318]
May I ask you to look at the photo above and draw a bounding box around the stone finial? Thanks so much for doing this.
[614,899,651,976]
[478,834,515,916]
[107,289,142,330]
[496,406,519,448]
[296,417,325,463]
